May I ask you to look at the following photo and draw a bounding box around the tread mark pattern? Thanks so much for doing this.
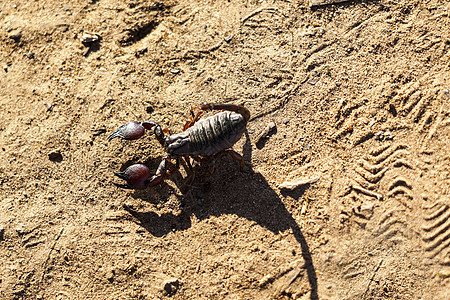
[410,95,431,123]
[372,209,411,242]
[352,144,411,194]
[393,79,442,143]
[396,83,446,147]
[422,202,450,261]
[387,177,414,209]
[401,90,421,116]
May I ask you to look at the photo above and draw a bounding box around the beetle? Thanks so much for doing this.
[107,103,250,189]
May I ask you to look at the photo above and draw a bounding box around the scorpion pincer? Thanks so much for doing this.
[107,103,250,189]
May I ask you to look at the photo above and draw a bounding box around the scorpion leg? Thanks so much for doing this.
[184,103,250,130]
[181,157,196,191]
[146,157,179,186]
[226,150,245,171]
[211,150,245,171]
[183,107,204,131]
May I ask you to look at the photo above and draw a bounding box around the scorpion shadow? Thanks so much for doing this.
[123,131,318,299]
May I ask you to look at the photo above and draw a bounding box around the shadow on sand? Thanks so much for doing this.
[121,131,318,299]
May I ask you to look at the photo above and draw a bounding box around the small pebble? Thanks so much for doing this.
[384,130,393,140]
[224,35,233,43]
[106,270,115,282]
[8,29,22,42]
[307,76,320,85]
[170,68,180,75]
[256,121,277,146]
[23,52,35,59]
[48,149,63,162]
[375,130,394,141]
[353,203,374,219]
[162,278,179,295]
[279,177,320,190]
[135,46,148,57]
[438,269,450,278]
[0,226,4,241]
[15,224,25,235]
[146,105,154,114]
[81,32,100,45]
[443,89,450,98]
[3,65,8,72]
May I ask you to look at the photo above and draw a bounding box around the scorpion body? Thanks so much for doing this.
[107,103,250,189]
[168,110,246,157]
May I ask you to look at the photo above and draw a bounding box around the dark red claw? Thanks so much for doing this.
[113,164,150,189]
[107,121,145,141]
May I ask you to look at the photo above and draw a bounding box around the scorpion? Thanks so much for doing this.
[107,103,250,189]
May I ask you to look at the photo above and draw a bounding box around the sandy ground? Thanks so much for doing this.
[1,0,449,299]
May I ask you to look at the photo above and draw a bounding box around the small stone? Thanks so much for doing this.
[375,130,394,141]
[375,131,383,140]
[353,203,374,219]
[105,270,115,282]
[384,130,393,140]
[307,75,320,85]
[0,226,4,240]
[256,121,277,148]
[104,211,127,221]
[23,52,35,59]
[443,89,450,98]
[437,269,450,278]
[162,278,179,295]
[224,35,233,43]
[3,65,8,72]
[135,46,148,58]
[259,274,272,286]
[8,29,22,42]
[170,68,180,75]
[146,105,154,114]
[15,224,25,235]
[81,32,100,46]
[279,177,320,190]
[48,149,63,162]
